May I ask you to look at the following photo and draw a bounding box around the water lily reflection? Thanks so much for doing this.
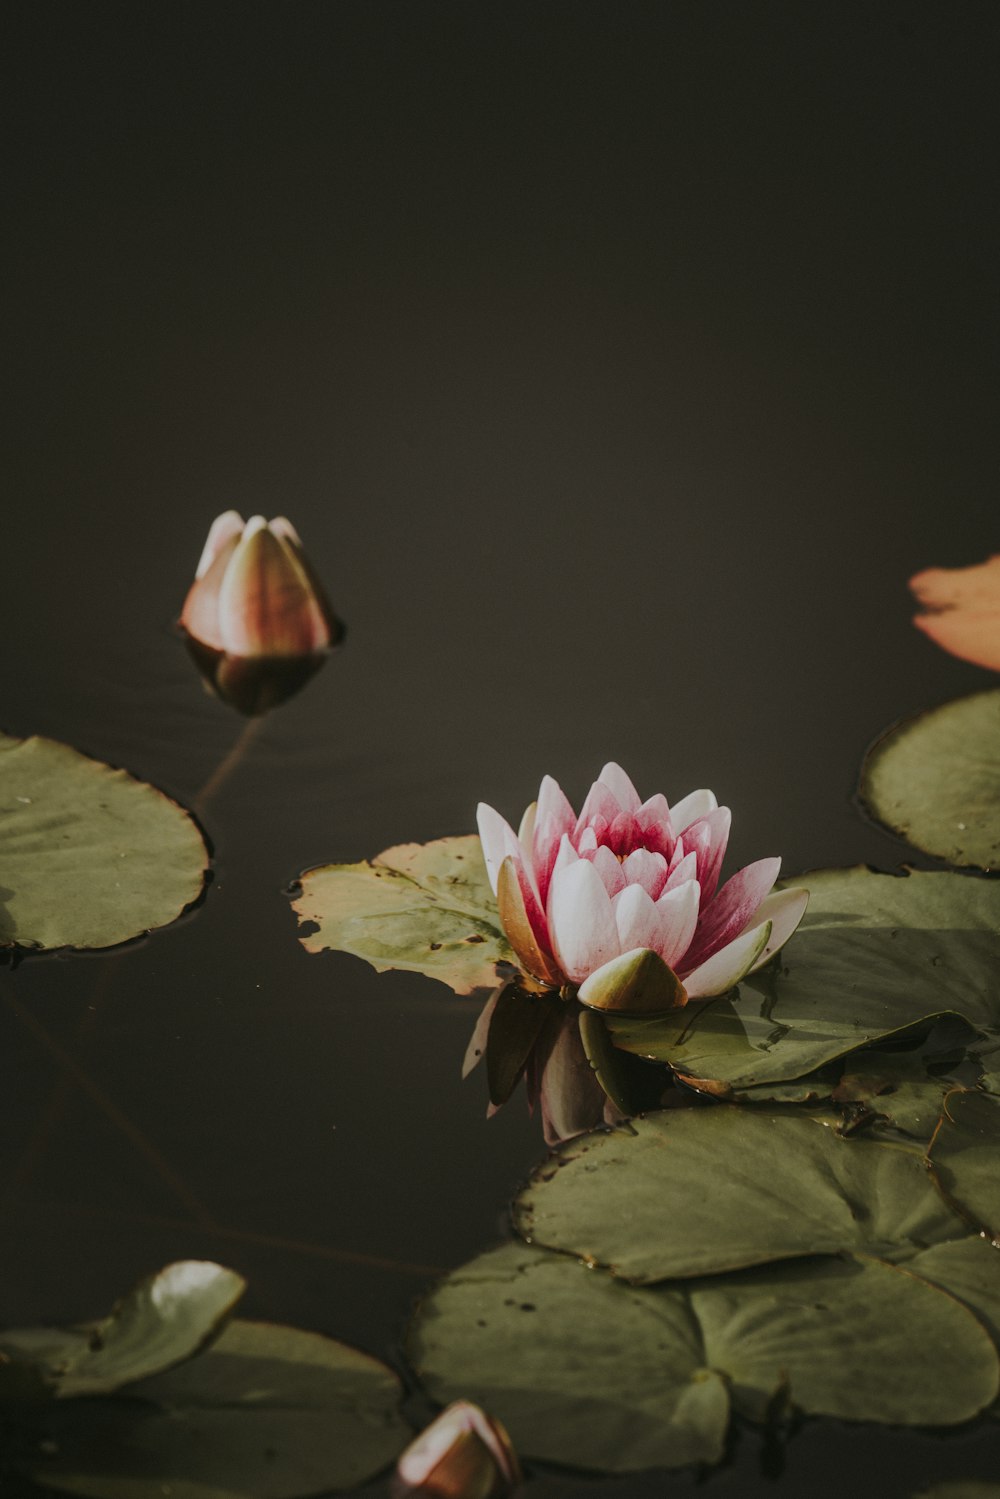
[394,1400,521,1498]
[179,511,343,714]
[477,762,808,1014]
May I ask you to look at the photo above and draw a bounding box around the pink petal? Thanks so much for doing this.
[664,850,698,891]
[179,535,241,651]
[547,832,579,893]
[683,919,773,999]
[217,519,332,656]
[746,887,810,971]
[532,775,577,899]
[910,556,1000,672]
[547,859,620,983]
[588,844,627,897]
[636,793,674,857]
[597,762,641,811]
[682,856,780,973]
[476,803,522,895]
[681,807,732,903]
[612,884,662,953]
[606,809,639,856]
[497,857,561,984]
[194,510,244,579]
[517,800,537,852]
[652,879,701,968]
[669,788,718,834]
[574,781,622,840]
[621,848,669,898]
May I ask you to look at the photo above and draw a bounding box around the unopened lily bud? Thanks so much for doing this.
[180,511,342,658]
[394,1400,521,1497]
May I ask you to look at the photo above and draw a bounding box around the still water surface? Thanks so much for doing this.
[3,3,1000,1493]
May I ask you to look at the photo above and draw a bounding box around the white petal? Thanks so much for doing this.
[476,803,521,895]
[664,850,698,891]
[597,762,641,812]
[612,884,662,952]
[194,510,244,579]
[548,859,621,983]
[747,887,810,971]
[585,845,624,896]
[653,879,701,968]
[683,919,773,999]
[621,848,668,897]
[669,789,718,834]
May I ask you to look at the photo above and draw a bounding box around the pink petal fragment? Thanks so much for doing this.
[653,878,701,968]
[664,850,698,891]
[683,919,773,999]
[910,556,1000,672]
[636,793,674,856]
[547,858,620,983]
[476,803,521,896]
[217,522,331,656]
[179,535,241,651]
[396,1399,520,1492]
[621,848,669,898]
[517,800,537,853]
[746,887,810,971]
[574,781,622,840]
[669,788,719,834]
[606,810,639,856]
[194,510,245,579]
[532,776,576,899]
[597,762,641,811]
[589,844,627,897]
[682,856,780,973]
[497,857,562,985]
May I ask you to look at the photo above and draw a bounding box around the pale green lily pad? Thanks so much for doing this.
[292,835,514,995]
[513,1111,962,1284]
[608,867,1000,1091]
[928,1091,1000,1238]
[861,689,1000,870]
[0,1261,246,1399]
[406,1241,997,1472]
[0,732,209,951]
[23,1319,409,1498]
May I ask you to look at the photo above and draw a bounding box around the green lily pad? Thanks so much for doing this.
[22,1319,409,1498]
[607,867,1000,1092]
[0,1261,246,1399]
[406,1241,997,1472]
[860,689,1000,870]
[292,835,514,995]
[0,732,209,951]
[513,1111,962,1284]
[907,1236,1000,1346]
[927,1091,1000,1238]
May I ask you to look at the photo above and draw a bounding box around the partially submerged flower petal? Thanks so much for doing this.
[577,946,687,1015]
[395,1399,520,1497]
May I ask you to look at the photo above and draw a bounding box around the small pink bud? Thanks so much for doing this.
[394,1401,521,1497]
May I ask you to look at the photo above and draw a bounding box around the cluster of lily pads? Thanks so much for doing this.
[4,535,1000,1493]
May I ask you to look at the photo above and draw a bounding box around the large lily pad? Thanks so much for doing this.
[860,690,1000,869]
[907,1236,1000,1346]
[607,867,1000,1092]
[292,835,514,994]
[406,1241,997,1472]
[0,732,209,950]
[0,1261,246,1399]
[22,1319,409,1498]
[514,1111,962,1283]
[927,1090,1000,1238]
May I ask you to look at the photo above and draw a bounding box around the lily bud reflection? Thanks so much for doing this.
[394,1400,521,1498]
[179,512,343,715]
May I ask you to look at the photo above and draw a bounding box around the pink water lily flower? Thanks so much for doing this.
[180,511,341,658]
[477,763,808,1012]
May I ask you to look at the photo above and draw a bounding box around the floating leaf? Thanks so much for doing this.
[0,732,209,950]
[860,690,1000,869]
[22,1319,409,1498]
[292,835,514,994]
[0,1261,246,1399]
[928,1091,1000,1238]
[406,1241,997,1472]
[907,1236,1000,1347]
[513,1111,962,1284]
[607,867,1000,1091]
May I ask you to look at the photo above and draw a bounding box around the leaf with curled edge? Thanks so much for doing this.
[292,834,515,995]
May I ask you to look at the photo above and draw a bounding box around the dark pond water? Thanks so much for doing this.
[3,3,1000,1493]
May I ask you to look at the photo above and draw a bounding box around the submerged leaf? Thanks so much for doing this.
[0,732,209,951]
[292,835,514,995]
[513,1111,962,1284]
[607,867,1000,1091]
[22,1319,409,1498]
[860,690,1000,870]
[407,1241,997,1472]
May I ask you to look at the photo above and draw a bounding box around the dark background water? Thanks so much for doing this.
[3,2,1000,1493]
